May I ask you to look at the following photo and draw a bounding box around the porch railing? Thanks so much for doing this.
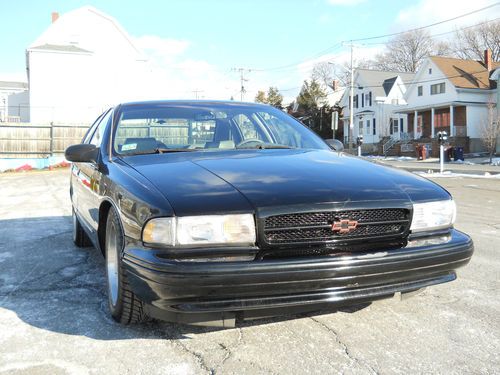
[383,137,397,155]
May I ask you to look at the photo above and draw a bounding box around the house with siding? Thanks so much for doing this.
[399,50,499,153]
[339,69,415,152]
[0,81,28,122]
[26,7,151,124]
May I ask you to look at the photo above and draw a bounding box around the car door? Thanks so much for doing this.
[71,111,105,222]
[75,109,112,233]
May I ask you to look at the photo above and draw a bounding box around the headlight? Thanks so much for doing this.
[410,200,456,233]
[142,214,256,247]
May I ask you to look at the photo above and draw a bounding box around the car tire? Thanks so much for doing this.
[72,208,92,248]
[105,207,147,324]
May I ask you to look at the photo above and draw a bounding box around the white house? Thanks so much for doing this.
[400,51,499,153]
[0,81,28,122]
[27,7,153,124]
[339,69,415,150]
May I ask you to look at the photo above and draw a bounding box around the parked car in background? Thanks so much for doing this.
[65,101,473,327]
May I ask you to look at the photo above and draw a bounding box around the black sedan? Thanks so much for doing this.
[65,101,473,327]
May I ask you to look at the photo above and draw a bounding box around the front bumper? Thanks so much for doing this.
[123,229,473,324]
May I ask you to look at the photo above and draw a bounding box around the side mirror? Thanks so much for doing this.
[325,139,344,152]
[65,144,99,163]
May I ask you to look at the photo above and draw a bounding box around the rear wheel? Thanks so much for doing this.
[72,208,92,247]
[105,207,147,324]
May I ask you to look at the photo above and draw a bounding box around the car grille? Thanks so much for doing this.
[262,208,410,245]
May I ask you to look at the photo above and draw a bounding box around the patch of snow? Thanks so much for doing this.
[490,157,500,166]
[417,171,500,179]
[449,160,476,165]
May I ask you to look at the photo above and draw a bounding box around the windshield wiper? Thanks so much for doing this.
[122,148,199,156]
[236,144,294,150]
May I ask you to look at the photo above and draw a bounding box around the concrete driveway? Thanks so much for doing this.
[0,169,498,374]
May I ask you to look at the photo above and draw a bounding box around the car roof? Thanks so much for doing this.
[119,100,272,109]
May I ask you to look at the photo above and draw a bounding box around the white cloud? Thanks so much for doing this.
[130,35,241,100]
[396,0,495,34]
[326,0,365,6]
[133,35,190,64]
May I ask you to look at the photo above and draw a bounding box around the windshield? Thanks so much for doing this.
[113,102,329,155]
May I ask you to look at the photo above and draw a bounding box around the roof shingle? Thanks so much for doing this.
[430,56,500,90]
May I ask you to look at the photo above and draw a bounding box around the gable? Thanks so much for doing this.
[28,6,142,59]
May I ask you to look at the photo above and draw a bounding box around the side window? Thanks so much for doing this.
[83,111,107,144]
[89,110,112,147]
[256,112,301,147]
[233,114,262,140]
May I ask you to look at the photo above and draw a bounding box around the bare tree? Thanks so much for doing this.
[481,97,500,164]
[453,20,500,62]
[373,29,435,72]
[311,62,336,91]
[434,41,453,57]
[314,59,373,88]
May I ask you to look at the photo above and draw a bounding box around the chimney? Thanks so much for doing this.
[484,49,492,71]
[51,12,59,23]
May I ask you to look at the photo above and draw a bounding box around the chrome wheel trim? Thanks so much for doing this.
[106,220,119,307]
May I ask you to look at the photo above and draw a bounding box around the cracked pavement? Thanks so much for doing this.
[0,169,499,374]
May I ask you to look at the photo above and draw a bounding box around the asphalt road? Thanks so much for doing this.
[0,169,498,374]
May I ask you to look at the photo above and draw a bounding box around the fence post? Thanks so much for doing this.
[49,123,54,157]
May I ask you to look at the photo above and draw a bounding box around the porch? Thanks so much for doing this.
[405,104,467,139]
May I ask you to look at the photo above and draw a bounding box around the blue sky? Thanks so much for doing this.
[1,0,497,101]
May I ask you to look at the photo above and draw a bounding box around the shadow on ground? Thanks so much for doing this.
[0,216,369,341]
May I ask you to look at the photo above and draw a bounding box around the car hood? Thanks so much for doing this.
[124,149,450,216]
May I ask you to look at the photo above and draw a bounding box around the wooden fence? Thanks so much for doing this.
[0,123,90,158]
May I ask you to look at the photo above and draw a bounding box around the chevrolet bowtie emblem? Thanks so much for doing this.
[332,219,358,234]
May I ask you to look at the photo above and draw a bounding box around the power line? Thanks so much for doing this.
[347,2,500,42]
[253,43,344,72]
[251,4,498,74]
[257,17,499,98]
[359,17,500,46]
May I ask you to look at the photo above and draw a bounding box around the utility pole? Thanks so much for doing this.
[348,42,355,151]
[192,89,204,100]
[232,68,251,101]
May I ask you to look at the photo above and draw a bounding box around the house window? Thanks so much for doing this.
[361,93,364,107]
[359,121,363,134]
[391,119,399,134]
[430,82,445,95]
[391,98,399,105]
[400,118,404,133]
[366,120,370,135]
[369,92,372,106]
[354,94,358,108]
[417,86,423,96]
[434,110,450,129]
[373,118,376,135]
[429,68,432,74]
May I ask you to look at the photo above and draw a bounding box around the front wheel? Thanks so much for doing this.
[105,208,147,324]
